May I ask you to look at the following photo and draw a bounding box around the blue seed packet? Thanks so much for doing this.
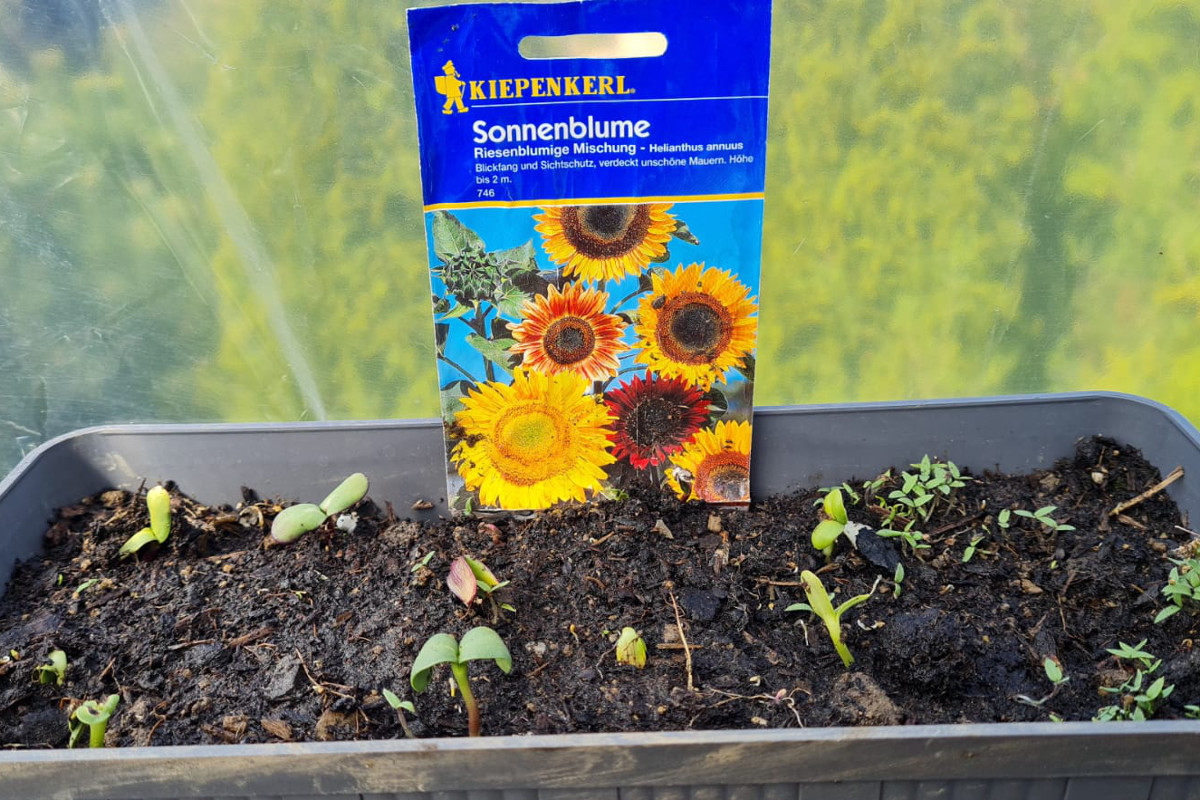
[408,0,772,511]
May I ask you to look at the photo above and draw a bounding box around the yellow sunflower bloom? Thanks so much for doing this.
[452,370,615,510]
[535,203,676,283]
[666,419,753,504]
[508,283,626,382]
[633,263,758,391]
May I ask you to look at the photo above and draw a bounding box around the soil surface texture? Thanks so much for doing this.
[3,436,1199,748]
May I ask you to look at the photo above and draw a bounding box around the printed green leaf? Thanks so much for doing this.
[493,285,531,318]
[432,211,485,262]
[466,334,516,374]
[671,219,700,245]
[491,240,538,275]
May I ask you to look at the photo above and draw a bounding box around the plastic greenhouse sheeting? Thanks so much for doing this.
[2,0,1199,476]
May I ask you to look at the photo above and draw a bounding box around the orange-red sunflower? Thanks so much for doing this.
[451,370,615,510]
[535,203,676,283]
[605,372,710,469]
[508,283,626,382]
[666,419,753,504]
[633,263,757,391]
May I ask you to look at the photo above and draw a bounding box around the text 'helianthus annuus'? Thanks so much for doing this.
[666,419,753,504]
[452,369,615,510]
[508,283,626,382]
[605,372,710,469]
[634,263,758,391]
[535,203,676,283]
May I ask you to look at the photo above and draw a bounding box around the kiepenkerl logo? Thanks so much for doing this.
[435,60,469,114]
[435,59,636,114]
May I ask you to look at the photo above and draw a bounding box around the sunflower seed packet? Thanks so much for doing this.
[408,0,771,511]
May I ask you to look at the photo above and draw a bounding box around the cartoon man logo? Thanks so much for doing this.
[434,59,468,114]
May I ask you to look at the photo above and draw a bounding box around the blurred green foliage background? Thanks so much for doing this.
[0,0,1197,475]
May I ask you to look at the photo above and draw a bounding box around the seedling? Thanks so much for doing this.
[381,688,416,738]
[882,456,970,525]
[892,563,905,598]
[68,693,119,748]
[615,627,647,669]
[269,473,369,544]
[1014,656,1069,708]
[119,485,171,557]
[962,532,986,562]
[410,626,512,736]
[1155,557,1200,623]
[1095,640,1173,721]
[411,551,435,573]
[875,521,929,555]
[811,488,850,556]
[447,555,514,621]
[33,649,67,686]
[786,570,877,668]
[1014,506,1075,533]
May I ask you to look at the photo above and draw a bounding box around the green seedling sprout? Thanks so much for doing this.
[812,488,852,557]
[1014,656,1069,709]
[410,626,512,737]
[119,485,171,557]
[1094,640,1173,721]
[34,649,67,686]
[615,627,648,669]
[269,472,369,544]
[1014,505,1076,533]
[1155,557,1200,623]
[381,688,416,738]
[447,555,514,620]
[786,570,877,668]
[68,693,119,748]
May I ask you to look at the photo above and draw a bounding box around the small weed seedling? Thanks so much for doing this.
[883,456,970,525]
[410,626,512,736]
[962,532,986,562]
[447,555,514,621]
[119,485,171,558]
[875,521,929,556]
[1014,656,1069,709]
[615,627,648,669]
[786,570,877,667]
[381,688,416,738]
[68,694,119,748]
[1014,506,1075,533]
[269,473,369,544]
[1094,640,1173,721]
[33,649,67,686]
[1155,557,1200,623]
[892,563,905,598]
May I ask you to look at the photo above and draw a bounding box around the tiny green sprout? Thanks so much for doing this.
[1095,641,1173,721]
[1014,656,1069,709]
[1155,557,1200,623]
[68,693,119,748]
[411,626,512,737]
[1185,704,1200,720]
[381,688,416,738]
[1107,639,1158,670]
[892,563,905,599]
[411,551,435,573]
[963,532,986,563]
[34,649,67,686]
[997,509,1012,529]
[1014,506,1076,533]
[786,570,876,668]
[119,485,171,557]
[447,555,512,621]
[74,578,99,596]
[811,488,851,556]
[270,472,369,544]
[615,627,648,669]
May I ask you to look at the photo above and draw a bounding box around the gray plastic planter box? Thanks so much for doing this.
[3,392,1200,800]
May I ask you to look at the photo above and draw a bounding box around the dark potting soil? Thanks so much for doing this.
[2,436,1199,748]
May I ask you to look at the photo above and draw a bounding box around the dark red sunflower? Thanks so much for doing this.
[604,373,710,469]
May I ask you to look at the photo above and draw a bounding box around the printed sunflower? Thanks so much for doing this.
[535,203,676,283]
[452,369,615,510]
[508,283,626,382]
[666,419,753,504]
[605,373,710,469]
[633,263,758,391]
